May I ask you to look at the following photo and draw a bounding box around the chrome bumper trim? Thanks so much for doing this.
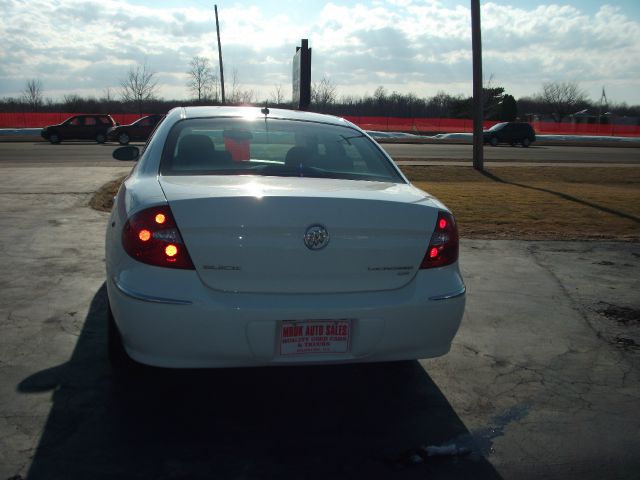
[112,277,192,305]
[429,286,466,301]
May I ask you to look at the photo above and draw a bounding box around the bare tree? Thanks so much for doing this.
[229,69,241,104]
[23,79,43,112]
[227,69,254,105]
[63,94,83,112]
[311,77,337,111]
[538,81,589,122]
[239,89,256,104]
[270,83,285,105]
[428,91,457,117]
[99,87,118,113]
[120,62,158,115]
[102,87,113,102]
[187,56,216,103]
[210,79,220,103]
[373,85,387,103]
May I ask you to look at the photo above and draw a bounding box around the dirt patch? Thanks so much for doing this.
[403,166,640,241]
[400,165,640,184]
[614,336,640,350]
[375,137,640,148]
[591,302,640,352]
[595,302,640,326]
[89,175,126,212]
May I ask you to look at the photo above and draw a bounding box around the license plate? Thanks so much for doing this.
[279,320,352,356]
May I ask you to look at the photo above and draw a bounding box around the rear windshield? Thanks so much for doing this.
[160,117,404,183]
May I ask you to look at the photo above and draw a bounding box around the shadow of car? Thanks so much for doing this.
[106,114,165,145]
[40,114,117,144]
[16,284,501,480]
[483,122,536,147]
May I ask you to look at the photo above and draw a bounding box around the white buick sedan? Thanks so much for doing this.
[105,106,465,369]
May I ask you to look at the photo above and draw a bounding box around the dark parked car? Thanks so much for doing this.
[41,114,117,144]
[483,122,536,147]
[107,114,165,144]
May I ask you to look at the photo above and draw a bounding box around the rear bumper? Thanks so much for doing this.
[107,267,465,368]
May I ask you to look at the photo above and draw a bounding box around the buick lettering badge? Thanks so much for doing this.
[304,225,330,250]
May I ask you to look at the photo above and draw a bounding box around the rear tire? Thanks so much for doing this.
[118,132,130,145]
[96,133,106,144]
[522,137,531,148]
[490,136,498,146]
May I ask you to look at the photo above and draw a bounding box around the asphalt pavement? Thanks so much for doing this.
[0,141,638,166]
[0,157,639,479]
[0,142,135,167]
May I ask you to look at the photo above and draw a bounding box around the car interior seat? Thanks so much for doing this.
[284,146,314,170]
[174,134,233,170]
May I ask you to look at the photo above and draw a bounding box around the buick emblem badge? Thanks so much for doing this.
[304,224,330,250]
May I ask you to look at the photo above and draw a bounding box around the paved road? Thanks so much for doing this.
[0,141,638,165]
[0,142,135,167]
[0,164,639,479]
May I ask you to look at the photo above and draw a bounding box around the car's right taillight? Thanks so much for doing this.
[420,211,459,269]
[122,205,195,269]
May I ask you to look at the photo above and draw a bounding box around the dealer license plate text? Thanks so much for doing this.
[279,320,352,356]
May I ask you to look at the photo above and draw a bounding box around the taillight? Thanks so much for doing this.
[122,205,195,269]
[420,211,459,269]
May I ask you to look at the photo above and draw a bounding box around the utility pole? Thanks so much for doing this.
[214,4,225,104]
[471,0,483,171]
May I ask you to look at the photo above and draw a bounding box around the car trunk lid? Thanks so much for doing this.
[159,175,440,294]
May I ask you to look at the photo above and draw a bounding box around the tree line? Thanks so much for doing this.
[4,59,640,123]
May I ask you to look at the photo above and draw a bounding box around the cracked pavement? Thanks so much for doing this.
[0,164,639,479]
[428,240,640,478]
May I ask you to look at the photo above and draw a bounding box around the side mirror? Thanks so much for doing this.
[113,146,139,161]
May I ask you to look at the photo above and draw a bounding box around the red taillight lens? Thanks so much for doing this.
[420,211,459,269]
[122,205,195,269]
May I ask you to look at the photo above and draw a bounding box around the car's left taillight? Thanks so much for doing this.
[420,211,459,269]
[122,205,195,269]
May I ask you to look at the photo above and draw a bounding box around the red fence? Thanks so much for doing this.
[529,121,639,137]
[1,112,639,137]
[0,112,149,129]
[342,115,640,137]
[343,116,477,133]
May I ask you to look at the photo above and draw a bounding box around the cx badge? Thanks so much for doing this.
[304,224,330,251]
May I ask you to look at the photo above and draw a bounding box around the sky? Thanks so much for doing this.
[1,0,639,105]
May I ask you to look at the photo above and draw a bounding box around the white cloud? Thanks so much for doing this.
[0,0,638,104]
